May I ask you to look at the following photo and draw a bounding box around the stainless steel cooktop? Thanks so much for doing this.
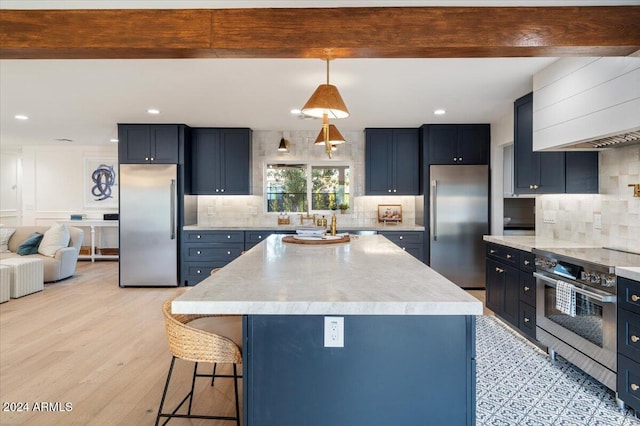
[533,247,640,273]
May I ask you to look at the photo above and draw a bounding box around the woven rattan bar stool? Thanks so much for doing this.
[155,298,242,426]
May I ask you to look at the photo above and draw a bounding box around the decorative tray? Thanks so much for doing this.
[282,235,350,245]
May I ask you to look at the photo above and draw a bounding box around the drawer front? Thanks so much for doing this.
[378,231,423,245]
[395,243,423,262]
[245,231,274,244]
[184,244,244,261]
[619,277,640,315]
[519,301,536,339]
[617,354,640,412]
[184,262,229,285]
[486,243,518,266]
[519,251,536,273]
[184,231,245,244]
[618,308,640,363]
[519,271,536,306]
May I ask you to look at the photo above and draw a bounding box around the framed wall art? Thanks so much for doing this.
[84,158,118,209]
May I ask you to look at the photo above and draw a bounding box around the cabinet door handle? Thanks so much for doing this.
[631,335,639,343]
[524,317,530,323]
[524,286,530,292]
[221,189,225,193]
[632,384,639,391]
[227,235,231,239]
[150,157,154,161]
[196,250,201,255]
[145,157,149,161]
[196,269,201,274]
[399,236,403,240]
[388,189,392,193]
[258,235,262,239]
[196,235,201,239]
[632,294,639,302]
[227,251,232,255]
[459,157,463,162]
[524,260,530,265]
[495,267,504,273]
[215,189,220,192]
[453,157,457,162]
[393,189,397,193]
[490,249,496,254]
[533,184,539,189]
[506,254,512,259]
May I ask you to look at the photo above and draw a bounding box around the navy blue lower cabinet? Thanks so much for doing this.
[243,315,476,425]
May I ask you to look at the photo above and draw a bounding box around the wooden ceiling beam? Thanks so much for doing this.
[1,7,639,59]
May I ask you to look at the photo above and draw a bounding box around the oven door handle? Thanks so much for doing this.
[533,272,617,303]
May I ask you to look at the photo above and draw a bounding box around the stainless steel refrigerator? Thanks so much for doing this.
[429,165,489,289]
[119,164,178,287]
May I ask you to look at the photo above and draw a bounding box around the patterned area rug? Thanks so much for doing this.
[476,316,640,426]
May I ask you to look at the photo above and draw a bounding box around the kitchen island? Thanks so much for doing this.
[173,234,482,425]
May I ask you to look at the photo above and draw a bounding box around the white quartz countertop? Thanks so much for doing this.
[483,235,600,253]
[173,234,481,316]
[617,267,640,282]
[184,225,425,232]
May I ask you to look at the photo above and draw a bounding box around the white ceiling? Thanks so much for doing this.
[0,58,561,146]
[1,0,633,146]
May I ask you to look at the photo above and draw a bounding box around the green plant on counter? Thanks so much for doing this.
[338,202,349,212]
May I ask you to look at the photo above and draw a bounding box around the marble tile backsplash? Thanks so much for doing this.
[196,129,419,228]
[536,144,640,253]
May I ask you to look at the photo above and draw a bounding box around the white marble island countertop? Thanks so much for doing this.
[173,234,482,316]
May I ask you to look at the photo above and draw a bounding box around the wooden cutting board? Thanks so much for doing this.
[282,235,350,245]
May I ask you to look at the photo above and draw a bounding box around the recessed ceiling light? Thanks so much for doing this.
[434,109,446,115]
[290,108,301,115]
[147,108,160,115]
[54,138,73,142]
[15,114,29,120]
[110,138,119,143]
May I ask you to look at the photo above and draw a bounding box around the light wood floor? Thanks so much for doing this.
[0,261,242,426]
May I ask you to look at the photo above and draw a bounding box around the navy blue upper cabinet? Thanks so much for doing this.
[565,151,599,194]
[514,93,598,194]
[424,124,489,165]
[191,128,252,195]
[118,124,183,164]
[365,128,420,195]
[514,93,565,194]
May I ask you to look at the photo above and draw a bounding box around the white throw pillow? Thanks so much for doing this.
[38,223,71,257]
[0,227,16,252]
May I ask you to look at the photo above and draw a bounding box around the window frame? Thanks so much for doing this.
[264,160,352,214]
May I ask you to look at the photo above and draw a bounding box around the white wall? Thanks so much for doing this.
[0,149,21,226]
[1,144,119,246]
[488,110,516,236]
[533,57,640,150]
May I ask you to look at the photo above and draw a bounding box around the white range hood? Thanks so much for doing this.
[532,56,640,151]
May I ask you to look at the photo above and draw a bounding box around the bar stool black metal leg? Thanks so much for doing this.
[187,362,199,415]
[211,363,218,386]
[233,364,240,426]
[155,356,176,426]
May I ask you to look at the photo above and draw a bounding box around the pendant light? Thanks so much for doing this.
[301,59,349,119]
[301,59,349,159]
[278,136,289,152]
[313,124,346,146]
